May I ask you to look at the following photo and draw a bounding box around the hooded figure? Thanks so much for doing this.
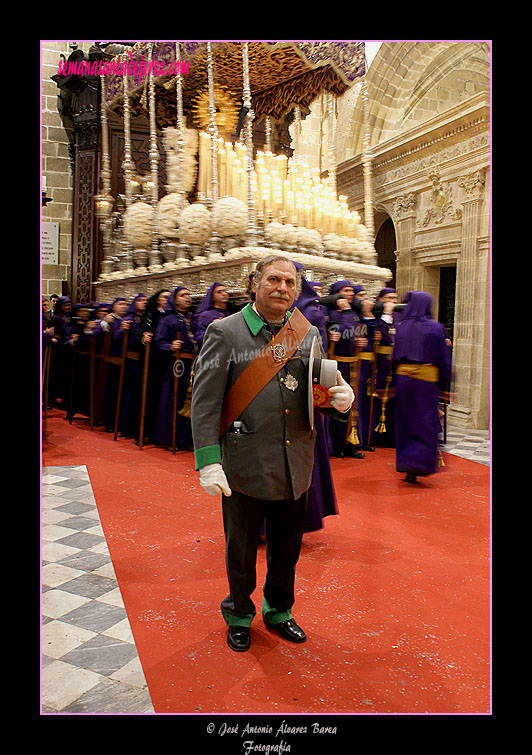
[115,294,148,439]
[48,296,72,405]
[327,281,366,458]
[350,285,383,452]
[92,297,128,431]
[64,304,93,418]
[134,289,171,443]
[373,288,397,448]
[191,282,229,348]
[153,286,197,450]
[392,291,452,482]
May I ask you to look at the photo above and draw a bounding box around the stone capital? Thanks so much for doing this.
[391,192,417,220]
[458,168,486,202]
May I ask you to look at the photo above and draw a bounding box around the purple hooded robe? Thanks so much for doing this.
[48,296,72,404]
[191,282,229,348]
[289,268,337,531]
[326,281,365,454]
[91,297,128,431]
[393,291,452,477]
[153,286,197,448]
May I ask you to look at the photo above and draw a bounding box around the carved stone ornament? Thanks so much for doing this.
[391,192,417,220]
[458,169,486,201]
[418,172,462,228]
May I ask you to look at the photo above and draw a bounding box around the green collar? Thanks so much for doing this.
[241,302,293,336]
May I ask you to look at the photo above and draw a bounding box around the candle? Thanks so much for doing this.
[218,148,226,197]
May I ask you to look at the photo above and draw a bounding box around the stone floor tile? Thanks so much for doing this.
[41,659,103,711]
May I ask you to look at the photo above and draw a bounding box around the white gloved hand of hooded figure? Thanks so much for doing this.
[199,463,232,497]
[328,370,355,414]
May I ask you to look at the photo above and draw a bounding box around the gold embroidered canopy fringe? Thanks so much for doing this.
[102,41,366,126]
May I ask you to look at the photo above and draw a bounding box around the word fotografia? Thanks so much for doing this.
[56,50,190,80]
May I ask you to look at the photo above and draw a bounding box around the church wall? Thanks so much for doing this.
[295,42,491,431]
[41,41,91,298]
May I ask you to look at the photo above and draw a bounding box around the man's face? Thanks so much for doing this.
[175,289,192,310]
[115,300,128,317]
[338,286,354,303]
[212,285,229,307]
[252,260,297,319]
[158,291,170,308]
[354,289,367,301]
[136,296,147,312]
[380,292,398,304]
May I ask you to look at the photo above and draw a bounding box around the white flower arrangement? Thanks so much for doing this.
[178,203,212,245]
[322,233,344,253]
[264,221,285,246]
[162,127,199,195]
[123,201,155,249]
[155,193,188,239]
[212,197,248,238]
[293,226,322,249]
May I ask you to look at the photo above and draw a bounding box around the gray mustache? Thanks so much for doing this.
[270,292,290,300]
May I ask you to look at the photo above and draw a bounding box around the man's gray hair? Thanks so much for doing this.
[253,255,302,298]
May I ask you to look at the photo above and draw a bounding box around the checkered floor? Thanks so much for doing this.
[440,427,490,466]
[41,425,490,714]
[41,465,154,713]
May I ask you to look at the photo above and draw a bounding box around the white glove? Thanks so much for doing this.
[328,370,354,414]
[199,463,232,497]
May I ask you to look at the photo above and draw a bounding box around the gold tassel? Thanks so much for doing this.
[438,449,445,467]
[374,413,386,434]
[346,425,359,446]
[178,370,194,418]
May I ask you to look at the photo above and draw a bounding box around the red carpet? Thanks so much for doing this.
[42,411,491,714]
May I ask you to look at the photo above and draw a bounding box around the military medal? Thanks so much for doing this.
[284,373,299,391]
[271,342,288,362]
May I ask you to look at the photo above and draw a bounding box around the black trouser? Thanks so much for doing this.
[220,490,307,626]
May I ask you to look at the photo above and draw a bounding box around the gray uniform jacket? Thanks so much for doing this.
[191,303,320,501]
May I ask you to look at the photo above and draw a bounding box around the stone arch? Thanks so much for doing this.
[345,41,490,156]
[374,207,397,287]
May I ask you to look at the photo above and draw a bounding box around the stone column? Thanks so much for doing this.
[449,168,488,429]
[391,192,418,297]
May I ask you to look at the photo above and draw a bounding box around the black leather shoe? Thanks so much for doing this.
[405,471,418,484]
[345,447,365,459]
[361,445,375,452]
[227,625,251,652]
[265,618,306,643]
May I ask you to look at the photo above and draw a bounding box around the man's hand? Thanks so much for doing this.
[199,463,232,497]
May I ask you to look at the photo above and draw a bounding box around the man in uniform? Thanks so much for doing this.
[191,256,354,651]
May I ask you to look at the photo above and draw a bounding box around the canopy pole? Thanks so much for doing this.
[242,41,258,245]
